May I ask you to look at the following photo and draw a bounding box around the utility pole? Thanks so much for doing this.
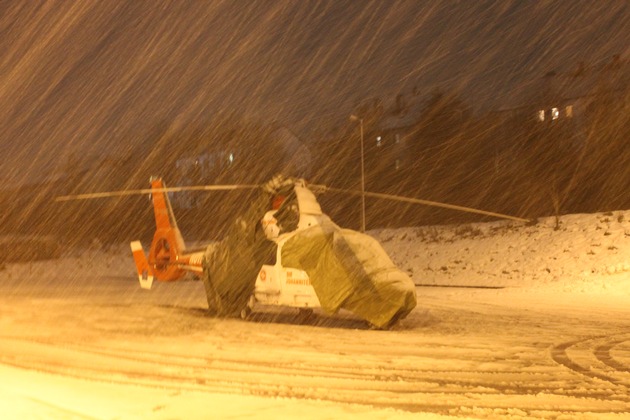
[350,114,366,232]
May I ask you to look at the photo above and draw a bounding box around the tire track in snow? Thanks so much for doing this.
[551,334,630,389]
[0,335,580,394]
[3,335,630,416]
[595,338,630,373]
[20,397,99,420]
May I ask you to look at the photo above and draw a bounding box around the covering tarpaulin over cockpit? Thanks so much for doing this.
[281,220,417,328]
[201,190,273,317]
[201,176,298,317]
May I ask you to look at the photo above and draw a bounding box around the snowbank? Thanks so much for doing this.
[373,210,630,293]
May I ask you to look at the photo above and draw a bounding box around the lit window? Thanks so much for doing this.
[537,110,545,121]
[376,136,382,147]
[566,105,573,118]
[552,108,559,120]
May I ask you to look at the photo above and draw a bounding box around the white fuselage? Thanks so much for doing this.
[253,235,320,309]
[252,182,328,309]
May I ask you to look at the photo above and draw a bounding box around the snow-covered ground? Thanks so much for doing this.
[1,210,629,419]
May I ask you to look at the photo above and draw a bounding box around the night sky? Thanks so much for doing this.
[0,1,628,185]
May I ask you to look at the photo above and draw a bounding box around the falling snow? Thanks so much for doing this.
[0,1,628,419]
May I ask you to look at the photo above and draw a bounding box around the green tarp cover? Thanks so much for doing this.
[201,191,272,317]
[282,220,417,328]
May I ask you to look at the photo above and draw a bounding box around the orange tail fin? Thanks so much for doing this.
[147,177,188,282]
[130,177,190,285]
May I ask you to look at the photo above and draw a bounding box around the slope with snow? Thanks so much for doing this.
[376,210,630,290]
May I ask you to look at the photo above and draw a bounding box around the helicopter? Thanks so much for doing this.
[57,175,528,329]
[128,176,417,329]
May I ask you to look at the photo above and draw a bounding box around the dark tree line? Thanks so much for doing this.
[1,74,627,251]
[312,83,629,229]
[0,115,312,247]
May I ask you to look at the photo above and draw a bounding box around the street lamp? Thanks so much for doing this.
[350,114,366,232]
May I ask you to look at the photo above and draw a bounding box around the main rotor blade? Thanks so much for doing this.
[310,184,530,223]
[56,180,529,223]
[55,184,260,202]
